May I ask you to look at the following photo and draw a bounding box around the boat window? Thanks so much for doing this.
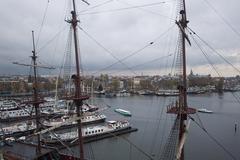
[85,132,88,135]
[88,132,91,134]
[101,129,103,131]
[95,130,97,133]
[98,129,100,132]
[92,131,94,134]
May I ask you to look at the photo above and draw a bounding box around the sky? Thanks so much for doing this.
[0,0,239,77]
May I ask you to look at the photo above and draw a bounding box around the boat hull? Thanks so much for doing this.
[43,117,106,130]
[43,126,137,146]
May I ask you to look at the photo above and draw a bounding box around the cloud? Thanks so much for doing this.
[0,0,239,76]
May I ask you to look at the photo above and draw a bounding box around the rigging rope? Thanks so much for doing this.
[104,129,154,160]
[36,0,50,49]
[188,28,240,106]
[188,115,238,160]
[149,97,167,157]
[78,1,167,16]
[159,116,180,160]
[189,32,221,77]
[38,26,68,53]
[90,24,175,75]
[187,27,240,75]
[201,0,240,39]
[78,26,138,75]
[108,54,173,75]
[77,0,114,14]
[115,0,175,21]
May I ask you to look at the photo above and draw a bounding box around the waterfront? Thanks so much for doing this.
[60,92,240,160]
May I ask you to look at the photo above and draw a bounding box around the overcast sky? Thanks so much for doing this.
[0,0,239,77]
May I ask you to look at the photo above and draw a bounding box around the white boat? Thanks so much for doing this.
[156,90,179,96]
[0,122,36,136]
[114,108,132,116]
[44,101,99,115]
[45,120,130,143]
[0,104,60,121]
[0,100,18,111]
[197,108,213,113]
[0,106,35,121]
[43,113,106,128]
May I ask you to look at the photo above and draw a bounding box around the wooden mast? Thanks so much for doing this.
[179,0,188,159]
[31,30,41,155]
[166,0,196,159]
[68,0,88,159]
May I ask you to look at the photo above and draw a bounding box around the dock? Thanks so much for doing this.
[0,127,138,158]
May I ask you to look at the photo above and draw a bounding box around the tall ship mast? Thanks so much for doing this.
[31,30,42,155]
[66,0,89,159]
[162,0,196,159]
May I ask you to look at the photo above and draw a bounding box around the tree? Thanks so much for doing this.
[98,84,103,91]
[110,79,120,91]
[216,77,224,92]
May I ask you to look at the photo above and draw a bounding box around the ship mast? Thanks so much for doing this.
[178,0,188,159]
[67,0,89,159]
[31,31,41,155]
[166,0,196,159]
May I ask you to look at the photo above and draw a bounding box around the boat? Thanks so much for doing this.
[0,104,65,122]
[114,108,132,116]
[197,108,213,113]
[116,90,131,97]
[0,100,18,111]
[138,90,155,95]
[42,113,106,129]
[0,121,36,137]
[156,90,179,96]
[44,120,131,144]
[1,0,138,159]
[0,105,35,121]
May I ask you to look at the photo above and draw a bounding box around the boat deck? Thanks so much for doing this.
[1,141,53,159]
[0,127,138,159]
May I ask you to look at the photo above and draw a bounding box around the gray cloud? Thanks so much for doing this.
[0,0,239,76]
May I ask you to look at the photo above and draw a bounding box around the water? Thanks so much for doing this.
[63,92,240,160]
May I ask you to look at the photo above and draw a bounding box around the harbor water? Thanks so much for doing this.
[61,92,240,160]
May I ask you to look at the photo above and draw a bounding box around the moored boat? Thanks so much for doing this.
[114,108,132,116]
[43,113,106,129]
[156,90,179,96]
[44,120,131,144]
[0,100,18,111]
[0,122,36,137]
[197,108,213,113]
